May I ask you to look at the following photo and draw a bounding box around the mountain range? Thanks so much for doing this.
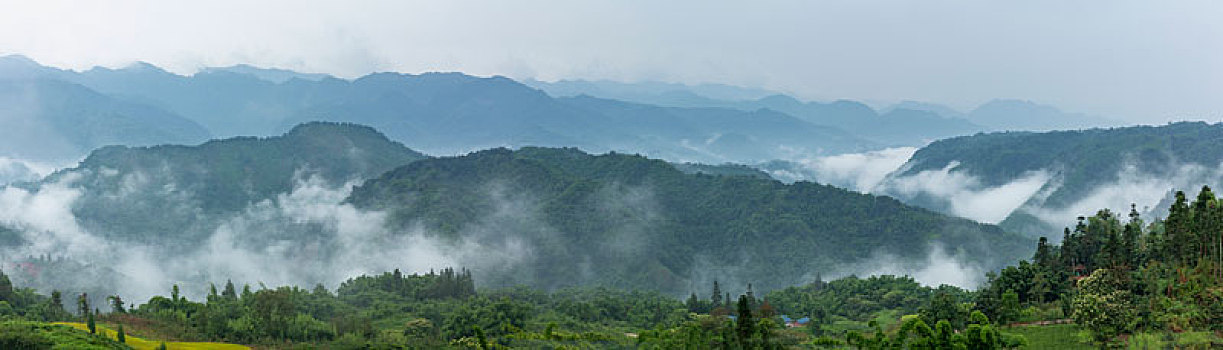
[0,55,1116,170]
[0,123,1031,298]
[0,55,877,165]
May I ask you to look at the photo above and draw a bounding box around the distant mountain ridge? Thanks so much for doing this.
[0,55,877,165]
[529,79,1118,146]
[0,77,210,161]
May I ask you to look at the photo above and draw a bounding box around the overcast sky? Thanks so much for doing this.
[0,0,1219,123]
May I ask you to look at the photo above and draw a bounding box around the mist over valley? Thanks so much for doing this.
[0,2,1219,347]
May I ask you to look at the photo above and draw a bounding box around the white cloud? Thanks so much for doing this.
[1023,161,1223,230]
[780,147,916,192]
[879,162,1052,224]
[0,173,106,256]
[0,157,60,185]
[833,245,984,289]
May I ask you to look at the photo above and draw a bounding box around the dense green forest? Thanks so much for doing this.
[348,146,1031,293]
[0,263,1029,349]
[974,185,1223,348]
[7,180,1223,349]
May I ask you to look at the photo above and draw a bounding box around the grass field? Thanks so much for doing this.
[1004,323,1094,350]
[54,322,250,350]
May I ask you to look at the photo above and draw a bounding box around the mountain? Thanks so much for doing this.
[0,57,877,165]
[524,79,986,146]
[882,100,966,119]
[554,95,875,162]
[876,121,1223,237]
[346,147,1032,293]
[0,78,211,161]
[201,64,332,83]
[69,63,324,137]
[39,122,425,243]
[523,78,780,105]
[967,99,1115,131]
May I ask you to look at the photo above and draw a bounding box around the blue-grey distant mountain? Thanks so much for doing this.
[554,95,874,162]
[522,78,780,105]
[527,79,986,146]
[967,99,1116,131]
[201,64,332,83]
[882,100,966,119]
[0,56,878,164]
[0,77,210,161]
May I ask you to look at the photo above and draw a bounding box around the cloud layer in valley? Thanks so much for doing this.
[767,147,916,192]
[828,245,985,289]
[878,162,1053,224]
[0,172,530,303]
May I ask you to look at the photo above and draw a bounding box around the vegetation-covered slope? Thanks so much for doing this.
[881,122,1223,235]
[0,321,131,350]
[35,122,423,243]
[975,185,1223,348]
[348,147,1032,293]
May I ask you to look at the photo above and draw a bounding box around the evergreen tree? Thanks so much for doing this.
[746,283,756,309]
[1122,204,1142,268]
[117,324,126,343]
[87,312,96,334]
[735,295,755,348]
[710,280,722,310]
[0,270,12,302]
[77,293,89,318]
[222,280,238,300]
[1166,191,1191,265]
[1033,237,1054,269]
[685,293,701,313]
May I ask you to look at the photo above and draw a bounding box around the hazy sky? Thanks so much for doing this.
[0,0,1219,123]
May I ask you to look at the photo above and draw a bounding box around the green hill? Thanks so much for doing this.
[39,122,425,243]
[347,147,1033,293]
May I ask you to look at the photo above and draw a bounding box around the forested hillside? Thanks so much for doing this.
[973,185,1223,348]
[879,122,1223,235]
[0,122,426,307]
[347,147,1032,294]
[36,122,425,242]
